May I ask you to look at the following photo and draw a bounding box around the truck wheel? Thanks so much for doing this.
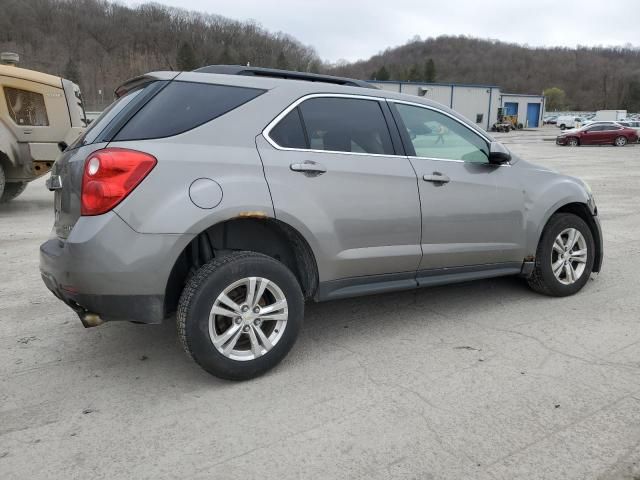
[560,124,566,130]
[527,213,595,297]
[0,182,28,202]
[177,251,304,380]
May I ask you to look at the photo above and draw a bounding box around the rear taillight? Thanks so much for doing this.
[81,148,156,216]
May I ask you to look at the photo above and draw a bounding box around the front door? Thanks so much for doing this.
[257,95,422,283]
[390,101,526,273]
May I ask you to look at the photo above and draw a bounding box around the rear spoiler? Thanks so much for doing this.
[114,71,180,98]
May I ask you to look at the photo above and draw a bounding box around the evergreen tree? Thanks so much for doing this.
[376,65,390,81]
[176,41,198,70]
[407,63,421,81]
[424,58,436,82]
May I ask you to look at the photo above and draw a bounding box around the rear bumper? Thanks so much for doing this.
[39,212,192,324]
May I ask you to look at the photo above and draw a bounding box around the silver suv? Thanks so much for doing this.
[40,66,603,380]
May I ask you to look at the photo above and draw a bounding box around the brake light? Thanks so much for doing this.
[81,148,156,216]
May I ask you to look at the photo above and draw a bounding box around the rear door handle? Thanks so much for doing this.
[423,172,450,184]
[290,161,327,175]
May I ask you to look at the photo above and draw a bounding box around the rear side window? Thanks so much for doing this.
[269,108,307,149]
[114,82,265,141]
[4,87,49,126]
[292,97,394,155]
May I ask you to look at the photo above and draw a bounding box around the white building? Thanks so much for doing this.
[369,81,545,130]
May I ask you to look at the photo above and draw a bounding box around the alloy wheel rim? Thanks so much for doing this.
[616,137,626,146]
[551,228,588,285]
[209,277,288,361]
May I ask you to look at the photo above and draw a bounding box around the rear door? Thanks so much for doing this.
[390,100,526,273]
[257,94,422,283]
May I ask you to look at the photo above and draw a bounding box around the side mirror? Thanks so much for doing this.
[488,141,511,164]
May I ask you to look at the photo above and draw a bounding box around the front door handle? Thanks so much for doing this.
[290,161,327,176]
[423,172,450,184]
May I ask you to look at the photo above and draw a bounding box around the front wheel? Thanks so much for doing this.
[0,182,28,202]
[614,136,627,147]
[177,251,304,380]
[527,213,595,297]
[567,137,579,147]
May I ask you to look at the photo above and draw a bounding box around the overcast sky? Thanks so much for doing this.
[122,0,638,62]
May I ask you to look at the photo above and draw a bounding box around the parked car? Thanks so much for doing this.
[556,116,585,130]
[543,115,558,125]
[556,123,638,146]
[618,120,640,138]
[40,66,603,380]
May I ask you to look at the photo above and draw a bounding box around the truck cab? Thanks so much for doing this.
[0,52,85,202]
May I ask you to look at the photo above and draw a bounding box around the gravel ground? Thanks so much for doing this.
[1,126,640,479]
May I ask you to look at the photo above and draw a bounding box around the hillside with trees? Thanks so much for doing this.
[329,36,640,111]
[0,0,320,109]
[1,1,639,111]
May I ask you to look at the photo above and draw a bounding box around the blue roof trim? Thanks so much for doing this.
[368,80,500,89]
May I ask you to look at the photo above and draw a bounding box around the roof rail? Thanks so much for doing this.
[193,65,376,89]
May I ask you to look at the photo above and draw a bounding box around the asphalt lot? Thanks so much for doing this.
[2,126,640,479]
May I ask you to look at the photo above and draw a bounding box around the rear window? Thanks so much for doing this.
[70,81,166,148]
[113,82,265,141]
[4,87,49,126]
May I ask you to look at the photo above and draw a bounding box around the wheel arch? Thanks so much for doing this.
[164,216,319,317]
[535,201,602,273]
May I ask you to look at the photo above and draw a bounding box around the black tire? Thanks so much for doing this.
[614,136,627,147]
[567,137,579,147]
[560,124,566,130]
[0,182,27,202]
[177,251,304,380]
[527,213,595,297]
[0,163,5,201]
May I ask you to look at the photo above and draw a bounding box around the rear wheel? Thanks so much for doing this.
[614,136,627,147]
[0,182,27,202]
[528,213,595,297]
[567,137,579,147]
[560,124,566,130]
[177,251,304,380]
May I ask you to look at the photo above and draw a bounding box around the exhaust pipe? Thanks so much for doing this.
[80,312,104,328]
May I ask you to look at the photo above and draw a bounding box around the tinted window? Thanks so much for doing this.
[269,108,307,149]
[114,82,265,141]
[395,103,489,163]
[75,87,146,147]
[4,87,49,126]
[297,97,394,155]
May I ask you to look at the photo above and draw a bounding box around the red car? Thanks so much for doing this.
[556,123,638,146]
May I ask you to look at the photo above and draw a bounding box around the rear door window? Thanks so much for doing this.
[295,97,394,155]
[113,82,265,141]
